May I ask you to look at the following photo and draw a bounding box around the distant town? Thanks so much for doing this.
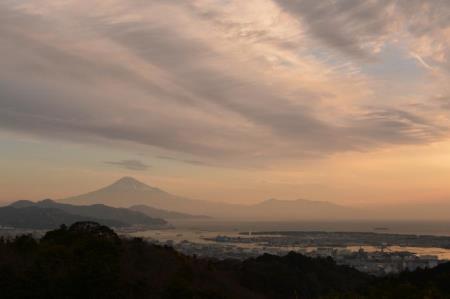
[2,225,448,276]
[128,230,450,276]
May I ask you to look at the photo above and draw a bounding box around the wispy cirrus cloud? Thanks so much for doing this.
[274,0,450,71]
[104,159,150,171]
[157,155,209,166]
[0,0,449,168]
[274,0,398,60]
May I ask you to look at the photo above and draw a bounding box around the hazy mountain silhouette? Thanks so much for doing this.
[62,177,243,217]
[61,177,358,220]
[0,206,124,229]
[250,198,357,219]
[62,177,186,207]
[129,205,210,219]
[10,199,167,227]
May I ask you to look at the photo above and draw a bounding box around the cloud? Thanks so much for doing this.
[273,0,450,71]
[0,0,449,167]
[274,0,397,60]
[104,159,151,171]
[348,108,446,147]
[157,155,209,166]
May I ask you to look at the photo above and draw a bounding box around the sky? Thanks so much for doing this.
[1,0,450,206]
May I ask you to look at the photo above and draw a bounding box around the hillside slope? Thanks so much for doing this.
[0,206,124,229]
[10,199,167,227]
[129,204,210,219]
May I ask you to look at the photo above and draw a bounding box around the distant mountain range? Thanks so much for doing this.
[61,177,359,220]
[5,199,167,229]
[5,177,447,222]
[129,205,210,220]
[61,177,241,217]
[62,177,177,207]
[0,206,124,229]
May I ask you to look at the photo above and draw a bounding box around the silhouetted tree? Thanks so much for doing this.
[1,222,450,299]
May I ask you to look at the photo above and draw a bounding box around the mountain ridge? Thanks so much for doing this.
[0,206,125,229]
[61,177,359,220]
[129,204,211,219]
[10,199,167,227]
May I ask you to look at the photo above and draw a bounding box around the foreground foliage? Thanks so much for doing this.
[0,222,449,298]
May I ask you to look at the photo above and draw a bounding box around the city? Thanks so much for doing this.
[137,230,448,276]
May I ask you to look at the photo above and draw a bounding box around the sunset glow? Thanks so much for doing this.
[2,0,450,209]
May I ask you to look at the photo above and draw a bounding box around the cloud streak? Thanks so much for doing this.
[0,0,449,167]
[104,160,151,171]
[157,156,209,166]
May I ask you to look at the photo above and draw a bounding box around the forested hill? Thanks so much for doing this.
[9,199,167,227]
[1,222,449,299]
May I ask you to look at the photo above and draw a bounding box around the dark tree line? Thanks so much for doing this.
[1,222,449,299]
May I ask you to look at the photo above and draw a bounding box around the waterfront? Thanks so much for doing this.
[129,222,450,261]
[130,227,450,276]
[169,219,450,236]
